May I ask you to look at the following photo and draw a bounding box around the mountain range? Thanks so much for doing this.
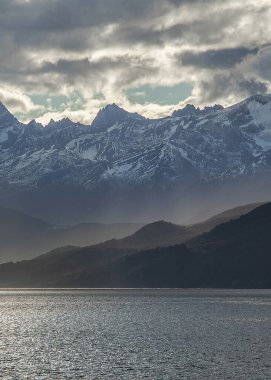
[1,95,271,223]
[0,202,262,264]
[0,202,270,288]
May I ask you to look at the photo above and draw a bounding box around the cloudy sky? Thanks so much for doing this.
[0,0,271,124]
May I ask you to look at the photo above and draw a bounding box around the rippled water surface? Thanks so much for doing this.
[0,289,271,379]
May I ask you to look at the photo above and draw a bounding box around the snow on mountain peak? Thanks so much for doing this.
[248,97,271,125]
[247,96,271,151]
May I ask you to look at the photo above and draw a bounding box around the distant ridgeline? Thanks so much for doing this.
[0,202,270,288]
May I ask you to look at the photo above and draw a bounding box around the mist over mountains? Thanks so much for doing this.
[1,202,270,288]
[0,206,143,264]
[0,202,261,264]
[1,94,271,224]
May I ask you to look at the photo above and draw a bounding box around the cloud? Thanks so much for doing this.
[0,88,44,115]
[241,46,271,82]
[189,45,271,106]
[193,75,269,105]
[178,47,260,69]
[0,0,270,122]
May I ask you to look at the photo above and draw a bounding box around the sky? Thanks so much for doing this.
[0,0,270,125]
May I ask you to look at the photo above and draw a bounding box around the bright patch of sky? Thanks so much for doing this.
[126,83,193,105]
[14,92,86,123]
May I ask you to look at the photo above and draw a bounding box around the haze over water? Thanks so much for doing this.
[0,289,271,379]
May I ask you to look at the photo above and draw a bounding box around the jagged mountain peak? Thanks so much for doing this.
[27,119,43,128]
[91,103,145,130]
[46,118,56,127]
[104,103,121,110]
[203,104,224,112]
[172,104,198,117]
[0,101,19,127]
[46,117,76,127]
[55,117,73,127]
[172,103,223,118]
[46,117,89,130]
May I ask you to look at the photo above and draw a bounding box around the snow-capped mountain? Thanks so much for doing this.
[1,95,271,223]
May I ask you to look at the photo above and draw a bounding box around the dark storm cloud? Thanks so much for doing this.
[0,0,168,34]
[34,0,162,30]
[0,0,248,52]
[36,56,159,85]
[196,75,269,104]
[0,0,191,58]
[102,2,248,49]
[248,46,271,82]
[179,47,259,69]
[191,43,271,105]
[238,79,269,95]
[39,58,94,77]
[0,0,188,54]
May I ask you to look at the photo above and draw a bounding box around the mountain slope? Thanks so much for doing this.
[188,202,266,235]
[100,220,192,249]
[0,207,143,263]
[96,202,263,250]
[190,202,271,247]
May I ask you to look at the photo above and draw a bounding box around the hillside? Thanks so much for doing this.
[0,207,143,263]
[0,202,261,264]
[0,202,271,288]
[99,220,192,249]
[188,202,266,236]
[93,202,264,251]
